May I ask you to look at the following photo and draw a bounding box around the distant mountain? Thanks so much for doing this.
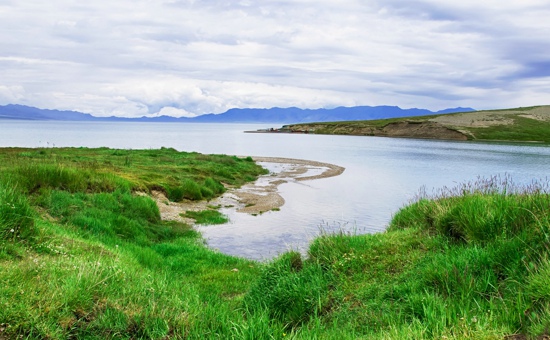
[191,106,475,123]
[0,104,97,121]
[0,104,475,123]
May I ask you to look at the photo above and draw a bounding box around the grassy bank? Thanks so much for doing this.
[1,148,549,339]
[0,147,269,338]
[238,176,550,339]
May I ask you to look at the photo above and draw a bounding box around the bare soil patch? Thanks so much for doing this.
[382,121,468,140]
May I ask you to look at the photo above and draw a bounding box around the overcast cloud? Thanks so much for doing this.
[0,0,549,117]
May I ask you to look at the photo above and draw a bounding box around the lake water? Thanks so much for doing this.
[1,120,550,260]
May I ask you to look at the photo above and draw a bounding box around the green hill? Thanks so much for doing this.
[285,105,550,143]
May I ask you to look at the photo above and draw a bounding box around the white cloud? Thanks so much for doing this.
[0,85,25,102]
[157,106,198,118]
[0,0,549,116]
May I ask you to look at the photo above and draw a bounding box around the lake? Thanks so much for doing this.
[2,120,550,260]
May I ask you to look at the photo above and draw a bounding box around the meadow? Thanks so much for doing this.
[1,147,549,339]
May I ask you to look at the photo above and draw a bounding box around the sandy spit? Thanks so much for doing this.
[150,157,345,223]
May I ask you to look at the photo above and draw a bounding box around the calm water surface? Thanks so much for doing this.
[2,120,549,260]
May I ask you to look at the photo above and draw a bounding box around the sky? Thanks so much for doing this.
[1,0,549,118]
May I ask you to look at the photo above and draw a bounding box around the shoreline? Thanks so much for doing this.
[152,156,345,222]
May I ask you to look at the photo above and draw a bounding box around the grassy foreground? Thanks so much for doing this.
[1,148,550,339]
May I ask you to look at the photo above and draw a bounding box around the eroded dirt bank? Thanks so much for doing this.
[381,121,468,140]
[287,121,468,140]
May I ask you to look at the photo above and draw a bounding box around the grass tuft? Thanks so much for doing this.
[244,251,332,328]
[0,180,36,256]
[182,209,229,225]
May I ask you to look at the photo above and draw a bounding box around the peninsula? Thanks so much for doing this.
[255,105,550,143]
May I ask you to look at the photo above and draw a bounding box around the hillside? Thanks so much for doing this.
[284,105,550,143]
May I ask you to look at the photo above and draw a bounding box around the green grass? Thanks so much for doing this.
[0,180,37,259]
[0,147,266,339]
[182,209,229,225]
[241,175,550,339]
[2,147,550,339]
[468,115,550,143]
[0,147,267,201]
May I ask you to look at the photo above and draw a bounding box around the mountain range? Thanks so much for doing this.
[0,104,475,124]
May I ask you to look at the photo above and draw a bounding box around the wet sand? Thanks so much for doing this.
[151,157,345,223]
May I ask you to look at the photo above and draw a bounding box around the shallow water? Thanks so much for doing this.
[2,120,550,260]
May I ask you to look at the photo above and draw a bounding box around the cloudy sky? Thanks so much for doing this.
[1,0,549,117]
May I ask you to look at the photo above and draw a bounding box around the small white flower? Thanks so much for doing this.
[10,229,14,233]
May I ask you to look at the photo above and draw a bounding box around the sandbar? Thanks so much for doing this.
[151,157,345,223]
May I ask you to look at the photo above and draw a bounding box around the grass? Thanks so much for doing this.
[0,147,266,339]
[468,115,550,143]
[241,175,550,339]
[0,147,267,200]
[1,147,550,339]
[0,180,37,259]
[181,209,229,225]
